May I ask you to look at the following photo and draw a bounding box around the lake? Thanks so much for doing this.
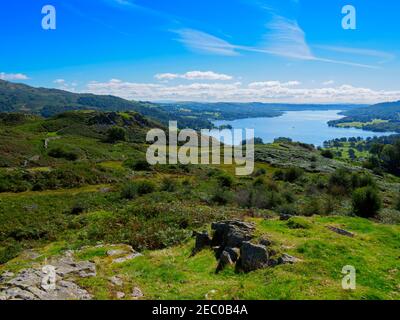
[211,110,396,147]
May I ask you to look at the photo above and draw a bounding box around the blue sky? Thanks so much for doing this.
[1,0,400,103]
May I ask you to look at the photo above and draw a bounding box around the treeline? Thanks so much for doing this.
[324,135,400,176]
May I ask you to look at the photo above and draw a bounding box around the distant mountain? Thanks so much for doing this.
[0,80,368,130]
[328,100,400,133]
[0,80,217,129]
[0,79,173,121]
[160,102,364,121]
[340,100,400,121]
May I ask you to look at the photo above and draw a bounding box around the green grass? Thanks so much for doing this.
[336,119,389,129]
[5,215,394,300]
[1,111,400,300]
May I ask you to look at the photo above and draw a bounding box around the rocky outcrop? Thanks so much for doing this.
[106,245,142,263]
[191,231,211,256]
[131,287,144,299]
[278,253,301,265]
[0,252,95,300]
[327,226,355,238]
[236,242,270,273]
[211,220,255,257]
[279,214,294,221]
[191,220,301,273]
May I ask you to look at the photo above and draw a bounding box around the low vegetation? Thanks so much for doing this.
[1,109,400,300]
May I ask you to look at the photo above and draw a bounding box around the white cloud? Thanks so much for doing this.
[84,78,400,104]
[155,71,233,81]
[154,73,179,81]
[0,72,29,81]
[248,81,301,88]
[54,79,78,92]
[322,80,335,86]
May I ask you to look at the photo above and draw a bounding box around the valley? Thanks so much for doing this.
[1,81,400,300]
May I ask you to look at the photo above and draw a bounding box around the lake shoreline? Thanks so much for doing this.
[211,110,397,147]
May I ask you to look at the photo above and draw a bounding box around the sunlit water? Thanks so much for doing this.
[211,110,396,147]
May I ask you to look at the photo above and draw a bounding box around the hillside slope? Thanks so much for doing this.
[0,80,201,127]
[1,111,400,300]
[328,100,400,132]
[0,111,162,168]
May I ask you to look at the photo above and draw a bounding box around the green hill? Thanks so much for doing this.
[0,80,207,128]
[328,100,400,132]
[1,110,400,300]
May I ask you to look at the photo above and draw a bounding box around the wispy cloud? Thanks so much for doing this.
[102,0,136,8]
[173,25,377,69]
[173,29,238,56]
[155,71,233,81]
[314,45,395,64]
[101,0,178,22]
[0,72,29,81]
[261,15,313,60]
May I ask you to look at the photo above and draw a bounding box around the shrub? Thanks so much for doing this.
[136,180,156,195]
[206,168,222,177]
[321,149,334,159]
[273,167,303,182]
[379,209,400,224]
[160,177,177,192]
[252,189,283,210]
[216,173,234,188]
[273,169,285,181]
[396,195,400,211]
[181,178,192,187]
[210,189,232,205]
[106,127,126,143]
[324,196,337,215]
[234,189,252,208]
[120,183,138,199]
[284,167,304,182]
[253,168,266,177]
[48,147,79,161]
[0,240,22,264]
[351,173,376,189]
[363,155,382,171]
[282,190,296,203]
[287,217,312,229]
[265,179,279,192]
[70,202,88,215]
[124,158,152,171]
[120,180,156,199]
[352,187,382,218]
[328,168,352,195]
[210,188,233,205]
[301,198,322,216]
[253,177,265,187]
[277,203,297,216]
